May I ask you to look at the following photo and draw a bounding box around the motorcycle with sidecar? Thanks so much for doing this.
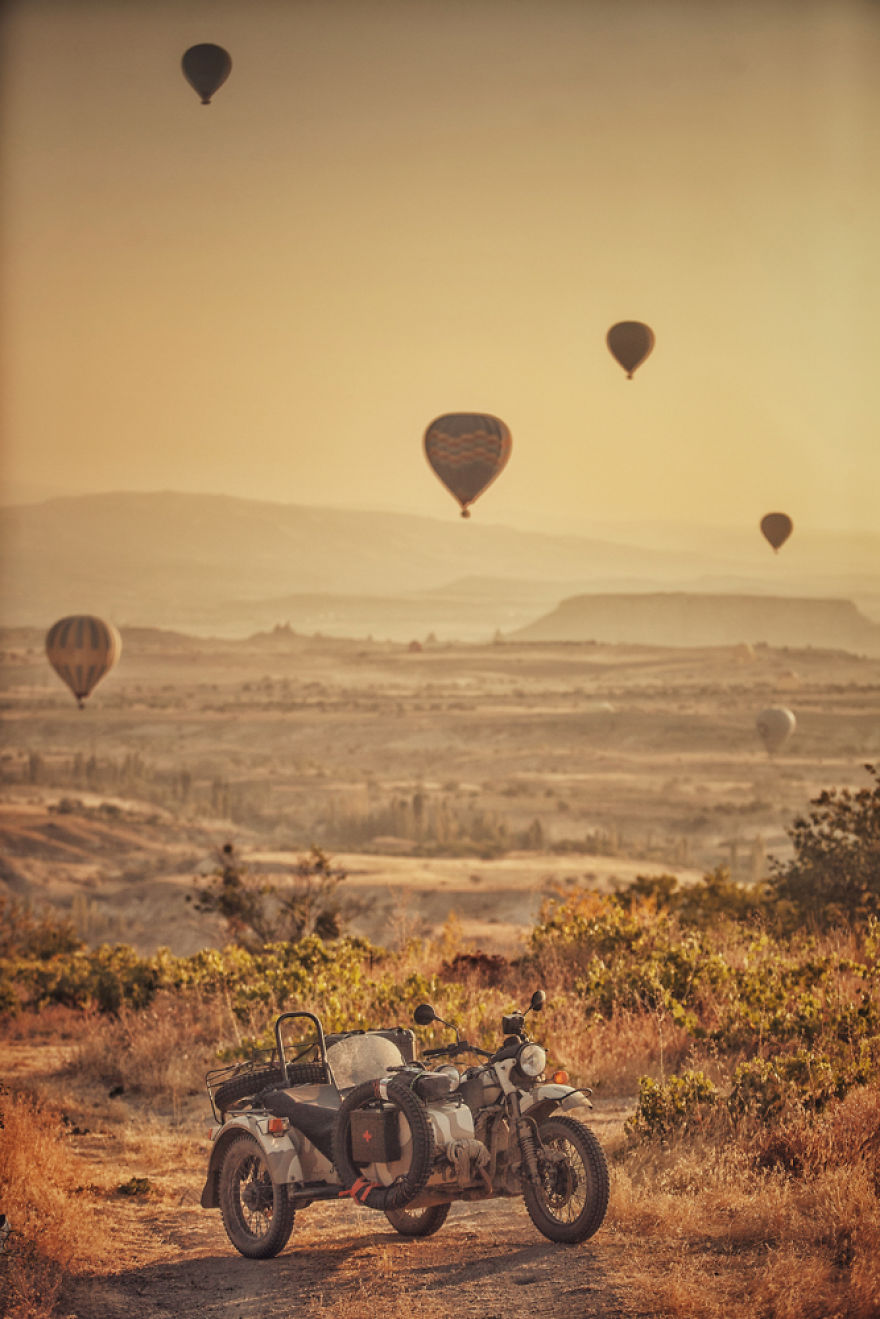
[200,991,609,1257]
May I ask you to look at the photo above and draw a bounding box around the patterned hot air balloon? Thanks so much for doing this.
[760,512,793,553]
[423,413,512,518]
[182,44,232,104]
[756,706,796,755]
[45,616,122,708]
[606,322,655,378]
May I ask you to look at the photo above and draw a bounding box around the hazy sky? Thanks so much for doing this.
[3,0,878,536]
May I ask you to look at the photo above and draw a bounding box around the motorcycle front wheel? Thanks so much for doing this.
[384,1202,450,1237]
[219,1133,296,1259]
[523,1115,609,1244]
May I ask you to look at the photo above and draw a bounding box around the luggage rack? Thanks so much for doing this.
[204,1012,331,1121]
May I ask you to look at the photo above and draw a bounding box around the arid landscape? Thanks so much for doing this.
[2,606,880,1318]
[2,623,878,952]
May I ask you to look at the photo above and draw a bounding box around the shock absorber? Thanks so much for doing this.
[509,1093,542,1186]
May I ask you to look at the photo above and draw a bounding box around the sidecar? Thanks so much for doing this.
[200,1010,472,1257]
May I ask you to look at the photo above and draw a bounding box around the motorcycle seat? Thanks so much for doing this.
[261,1090,339,1162]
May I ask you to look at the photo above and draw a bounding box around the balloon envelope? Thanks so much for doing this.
[606,321,655,378]
[424,413,512,517]
[182,44,232,104]
[45,616,122,707]
[756,706,796,754]
[760,512,793,552]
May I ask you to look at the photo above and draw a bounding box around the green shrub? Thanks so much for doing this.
[626,1070,718,1140]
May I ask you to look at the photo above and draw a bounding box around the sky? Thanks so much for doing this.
[2,0,879,537]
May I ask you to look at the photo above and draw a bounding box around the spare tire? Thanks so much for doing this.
[332,1078,434,1211]
[214,1061,328,1112]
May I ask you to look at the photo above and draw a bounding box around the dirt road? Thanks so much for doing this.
[62,1190,640,1319]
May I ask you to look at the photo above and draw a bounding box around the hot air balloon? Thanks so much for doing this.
[756,706,796,755]
[606,322,655,378]
[45,616,122,708]
[760,512,793,553]
[423,413,512,518]
[182,44,232,104]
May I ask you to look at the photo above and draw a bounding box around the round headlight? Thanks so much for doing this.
[517,1043,547,1078]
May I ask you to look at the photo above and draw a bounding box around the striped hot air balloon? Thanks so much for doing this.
[423,413,512,518]
[45,615,122,708]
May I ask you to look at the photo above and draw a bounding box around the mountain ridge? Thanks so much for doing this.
[2,490,878,641]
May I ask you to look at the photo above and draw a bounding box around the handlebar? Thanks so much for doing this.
[421,1041,492,1060]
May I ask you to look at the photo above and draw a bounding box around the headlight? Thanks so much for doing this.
[517,1043,546,1078]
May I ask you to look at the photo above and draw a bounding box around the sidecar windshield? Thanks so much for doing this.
[326,1034,406,1091]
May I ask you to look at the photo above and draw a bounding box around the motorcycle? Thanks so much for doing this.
[200,990,609,1258]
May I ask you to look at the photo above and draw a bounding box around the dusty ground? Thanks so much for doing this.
[7,1041,641,1319]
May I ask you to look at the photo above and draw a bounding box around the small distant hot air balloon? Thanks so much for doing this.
[182,44,232,104]
[756,706,796,755]
[423,413,512,518]
[760,512,793,553]
[45,616,122,708]
[606,322,655,378]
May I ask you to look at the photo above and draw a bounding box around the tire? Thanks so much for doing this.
[523,1115,609,1245]
[213,1061,327,1112]
[219,1133,296,1259]
[384,1202,450,1237]
[332,1078,434,1212]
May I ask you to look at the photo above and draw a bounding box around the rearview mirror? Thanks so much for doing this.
[530,990,546,1013]
[413,1003,436,1026]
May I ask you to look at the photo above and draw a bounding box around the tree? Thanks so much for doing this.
[769,764,880,923]
[190,843,354,948]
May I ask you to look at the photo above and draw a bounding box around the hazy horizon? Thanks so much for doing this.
[3,0,879,542]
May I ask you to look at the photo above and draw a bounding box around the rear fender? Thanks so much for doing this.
[200,1114,306,1209]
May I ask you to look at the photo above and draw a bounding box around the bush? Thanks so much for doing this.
[625,1070,719,1140]
[768,763,880,925]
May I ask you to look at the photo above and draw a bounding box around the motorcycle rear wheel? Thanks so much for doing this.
[219,1133,296,1259]
[523,1115,608,1244]
[384,1202,450,1237]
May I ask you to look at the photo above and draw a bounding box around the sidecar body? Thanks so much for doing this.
[201,1011,427,1209]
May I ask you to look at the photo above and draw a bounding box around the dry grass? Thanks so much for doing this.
[609,1082,880,1319]
[0,1090,108,1319]
[67,990,240,1106]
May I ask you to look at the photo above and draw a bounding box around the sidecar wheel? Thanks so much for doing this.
[523,1115,608,1245]
[384,1202,450,1237]
[219,1134,296,1259]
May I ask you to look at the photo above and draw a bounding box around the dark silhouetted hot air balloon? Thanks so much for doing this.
[423,413,512,518]
[756,706,796,754]
[45,616,122,708]
[760,512,793,553]
[182,44,232,104]
[606,322,655,378]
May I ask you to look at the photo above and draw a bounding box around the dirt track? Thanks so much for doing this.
[62,1187,640,1319]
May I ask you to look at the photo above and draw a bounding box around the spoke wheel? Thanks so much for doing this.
[523,1115,609,1244]
[384,1202,450,1237]
[219,1134,295,1259]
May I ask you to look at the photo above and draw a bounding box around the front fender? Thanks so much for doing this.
[520,1084,593,1127]
[200,1115,306,1208]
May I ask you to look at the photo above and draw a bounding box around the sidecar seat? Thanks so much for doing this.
[261,1090,338,1162]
